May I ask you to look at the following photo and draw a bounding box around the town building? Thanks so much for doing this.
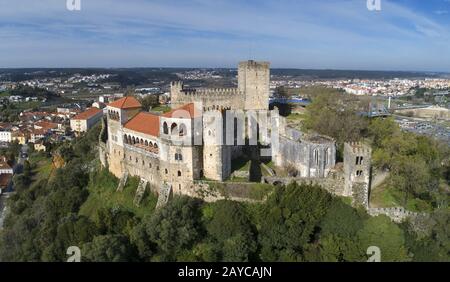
[0,156,13,194]
[70,107,103,134]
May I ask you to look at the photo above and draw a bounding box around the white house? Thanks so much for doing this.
[0,130,11,143]
[70,107,103,134]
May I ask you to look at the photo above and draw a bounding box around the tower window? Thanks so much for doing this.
[178,171,181,177]
[175,153,183,161]
[179,124,187,136]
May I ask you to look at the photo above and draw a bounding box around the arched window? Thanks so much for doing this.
[314,149,319,166]
[165,169,168,174]
[132,136,136,144]
[171,123,178,135]
[124,135,128,144]
[179,123,187,136]
[178,171,181,177]
[154,143,158,149]
[163,122,169,134]
[145,140,148,146]
[140,139,144,145]
[175,153,183,161]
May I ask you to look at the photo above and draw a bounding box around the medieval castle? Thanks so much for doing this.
[98,61,372,208]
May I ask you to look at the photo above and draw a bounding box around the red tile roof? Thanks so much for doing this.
[124,112,160,137]
[72,108,103,120]
[0,160,12,170]
[0,173,12,187]
[35,121,59,131]
[163,103,200,119]
[108,96,142,109]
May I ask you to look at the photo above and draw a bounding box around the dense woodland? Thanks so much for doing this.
[0,124,448,262]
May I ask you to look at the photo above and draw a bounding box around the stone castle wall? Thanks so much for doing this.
[368,207,427,223]
[170,82,245,110]
[271,113,336,179]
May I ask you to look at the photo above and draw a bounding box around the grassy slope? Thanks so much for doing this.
[79,167,158,220]
[29,152,54,181]
[370,182,433,212]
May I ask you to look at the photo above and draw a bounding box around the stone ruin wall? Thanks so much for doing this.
[368,207,427,223]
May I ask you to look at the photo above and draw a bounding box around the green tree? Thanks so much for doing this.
[390,155,430,205]
[258,182,332,261]
[82,235,136,262]
[302,89,368,149]
[143,196,203,261]
[205,200,257,262]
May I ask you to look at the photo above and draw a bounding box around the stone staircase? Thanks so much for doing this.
[156,183,172,209]
[116,171,129,192]
[133,178,148,206]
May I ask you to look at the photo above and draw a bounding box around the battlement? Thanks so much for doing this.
[181,88,243,97]
[345,142,371,155]
[171,81,183,87]
[239,60,270,69]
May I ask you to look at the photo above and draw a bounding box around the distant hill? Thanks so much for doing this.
[269,68,444,80]
[0,67,446,83]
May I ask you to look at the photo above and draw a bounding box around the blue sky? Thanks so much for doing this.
[0,0,449,71]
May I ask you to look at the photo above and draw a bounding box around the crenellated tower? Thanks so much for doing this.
[344,142,372,208]
[239,60,270,111]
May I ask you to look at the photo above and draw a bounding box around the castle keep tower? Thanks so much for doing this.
[239,60,270,111]
[344,142,372,207]
[202,110,231,181]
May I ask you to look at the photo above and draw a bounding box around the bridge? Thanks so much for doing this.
[269,97,311,107]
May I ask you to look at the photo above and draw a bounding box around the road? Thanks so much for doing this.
[0,195,5,229]
[12,144,28,176]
